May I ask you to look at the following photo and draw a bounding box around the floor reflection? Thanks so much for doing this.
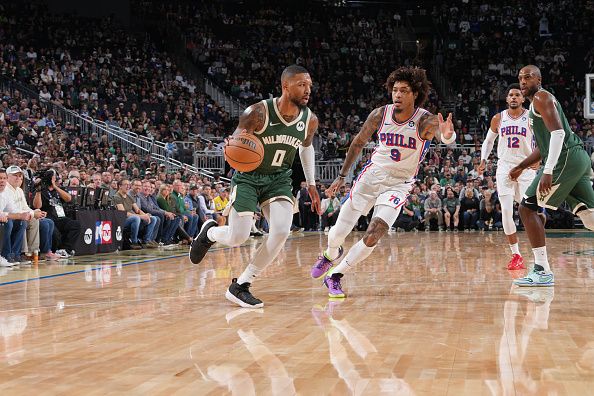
[312,300,415,395]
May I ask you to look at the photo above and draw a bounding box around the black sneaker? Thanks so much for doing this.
[225,278,264,308]
[189,219,217,264]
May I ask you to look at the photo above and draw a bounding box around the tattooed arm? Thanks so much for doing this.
[326,106,385,195]
[302,112,318,147]
[232,101,266,136]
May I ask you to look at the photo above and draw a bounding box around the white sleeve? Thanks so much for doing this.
[320,199,328,213]
[480,129,498,161]
[543,129,565,174]
[299,145,316,186]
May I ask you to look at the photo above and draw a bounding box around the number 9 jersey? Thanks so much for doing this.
[371,105,431,183]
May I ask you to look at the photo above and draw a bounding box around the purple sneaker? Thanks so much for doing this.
[310,247,343,279]
[324,273,345,298]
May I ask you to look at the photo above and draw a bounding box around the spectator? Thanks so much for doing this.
[424,191,444,231]
[212,187,229,226]
[5,166,60,261]
[129,179,160,245]
[138,180,179,246]
[442,188,460,231]
[112,179,158,249]
[460,188,480,231]
[32,169,81,257]
[320,190,341,232]
[0,168,33,266]
[156,184,192,244]
[171,180,199,237]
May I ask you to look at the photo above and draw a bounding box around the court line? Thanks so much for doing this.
[0,232,321,287]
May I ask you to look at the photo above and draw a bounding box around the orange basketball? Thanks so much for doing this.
[224,134,264,172]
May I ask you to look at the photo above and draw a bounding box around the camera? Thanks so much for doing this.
[33,169,56,192]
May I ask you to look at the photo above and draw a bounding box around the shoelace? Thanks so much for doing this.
[315,256,330,269]
[330,277,342,290]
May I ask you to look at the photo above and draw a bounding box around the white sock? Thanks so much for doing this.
[509,243,520,256]
[238,264,263,285]
[329,240,375,275]
[532,246,551,272]
[206,227,217,242]
[324,247,341,261]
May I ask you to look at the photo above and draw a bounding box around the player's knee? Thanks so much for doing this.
[228,230,251,246]
[269,227,290,243]
[520,197,539,213]
[362,218,388,247]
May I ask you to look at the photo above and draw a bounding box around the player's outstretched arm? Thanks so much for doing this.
[232,102,267,136]
[300,113,322,215]
[418,112,456,143]
[326,106,385,195]
[479,114,501,174]
[533,91,565,194]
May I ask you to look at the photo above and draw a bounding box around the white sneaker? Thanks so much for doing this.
[55,249,71,259]
[0,256,14,267]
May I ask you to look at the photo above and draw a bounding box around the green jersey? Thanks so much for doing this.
[249,98,311,175]
[528,89,584,165]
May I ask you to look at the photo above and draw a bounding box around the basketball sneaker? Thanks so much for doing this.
[189,219,217,264]
[507,254,526,270]
[324,273,345,298]
[311,247,343,279]
[513,267,554,287]
[225,278,263,308]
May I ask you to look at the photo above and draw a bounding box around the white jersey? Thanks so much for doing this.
[496,109,534,166]
[370,105,431,182]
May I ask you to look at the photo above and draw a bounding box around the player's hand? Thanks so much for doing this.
[539,173,553,196]
[509,166,524,181]
[438,113,454,141]
[478,160,486,175]
[308,185,322,215]
[326,176,345,196]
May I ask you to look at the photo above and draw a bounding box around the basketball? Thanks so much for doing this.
[224,134,264,172]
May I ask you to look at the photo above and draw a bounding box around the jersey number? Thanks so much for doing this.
[271,149,286,167]
[507,137,520,148]
[390,149,401,162]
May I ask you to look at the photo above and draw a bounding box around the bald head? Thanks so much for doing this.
[519,65,541,79]
[518,65,542,99]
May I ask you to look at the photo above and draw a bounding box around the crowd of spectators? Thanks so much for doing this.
[0,2,233,147]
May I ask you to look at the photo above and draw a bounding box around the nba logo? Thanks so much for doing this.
[95,221,113,245]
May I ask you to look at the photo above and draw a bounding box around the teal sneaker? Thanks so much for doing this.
[513,268,554,287]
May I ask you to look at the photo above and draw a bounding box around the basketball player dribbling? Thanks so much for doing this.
[479,83,538,270]
[189,65,322,308]
[310,66,456,298]
[510,65,594,287]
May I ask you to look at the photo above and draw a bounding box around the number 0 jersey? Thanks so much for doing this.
[496,108,534,167]
[249,98,311,175]
[371,105,431,182]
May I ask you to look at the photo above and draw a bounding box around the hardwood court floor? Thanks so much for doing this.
[0,230,593,395]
